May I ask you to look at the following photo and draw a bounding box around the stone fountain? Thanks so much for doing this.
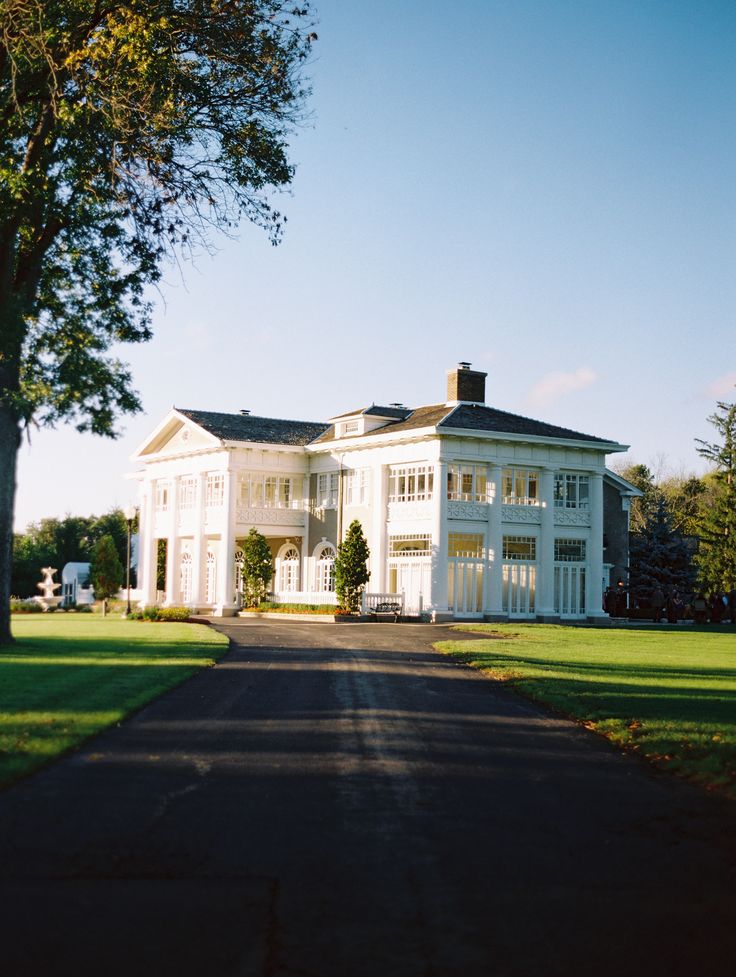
[35,566,63,611]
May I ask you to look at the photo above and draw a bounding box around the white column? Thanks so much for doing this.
[300,474,310,592]
[537,467,556,619]
[586,472,606,619]
[371,463,388,592]
[486,463,504,617]
[430,460,449,615]
[139,481,157,606]
[190,473,206,607]
[164,477,180,605]
[215,470,237,614]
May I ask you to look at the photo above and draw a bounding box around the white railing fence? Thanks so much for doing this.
[271,590,338,606]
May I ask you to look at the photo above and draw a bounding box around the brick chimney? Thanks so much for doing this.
[446,362,487,405]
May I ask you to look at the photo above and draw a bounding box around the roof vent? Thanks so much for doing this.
[389,402,405,409]
[239,409,251,416]
[458,361,472,370]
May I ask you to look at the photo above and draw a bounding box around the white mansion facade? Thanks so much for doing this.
[131,364,638,621]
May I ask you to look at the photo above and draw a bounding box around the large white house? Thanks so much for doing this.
[130,363,638,621]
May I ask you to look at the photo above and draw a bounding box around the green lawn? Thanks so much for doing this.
[437,624,736,798]
[0,615,229,789]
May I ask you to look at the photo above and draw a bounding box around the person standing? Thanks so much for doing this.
[651,585,665,624]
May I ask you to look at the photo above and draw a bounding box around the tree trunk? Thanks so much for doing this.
[0,401,20,645]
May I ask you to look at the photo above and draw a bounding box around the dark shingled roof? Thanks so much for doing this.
[312,402,615,446]
[178,409,329,446]
[312,404,451,444]
[439,403,614,444]
[331,404,412,420]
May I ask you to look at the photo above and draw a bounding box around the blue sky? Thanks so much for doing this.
[14,0,736,529]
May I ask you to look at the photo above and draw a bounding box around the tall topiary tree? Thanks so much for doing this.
[241,529,273,607]
[694,399,736,593]
[90,534,123,615]
[334,520,370,614]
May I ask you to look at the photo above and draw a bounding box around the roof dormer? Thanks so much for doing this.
[329,404,412,438]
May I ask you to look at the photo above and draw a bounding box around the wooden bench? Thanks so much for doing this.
[369,601,402,623]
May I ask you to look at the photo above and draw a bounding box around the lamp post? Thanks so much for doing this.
[124,504,137,615]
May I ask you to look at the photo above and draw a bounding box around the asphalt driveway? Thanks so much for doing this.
[0,619,733,977]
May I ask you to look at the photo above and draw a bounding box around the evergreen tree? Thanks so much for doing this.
[629,497,695,603]
[334,520,371,614]
[241,529,273,607]
[90,534,123,614]
[694,400,736,593]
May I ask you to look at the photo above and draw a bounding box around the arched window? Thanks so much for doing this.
[234,548,245,596]
[205,550,217,603]
[277,544,300,592]
[180,552,193,603]
[314,542,336,593]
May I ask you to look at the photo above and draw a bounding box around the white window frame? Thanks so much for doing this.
[179,552,193,603]
[447,465,488,503]
[239,473,298,509]
[316,472,339,508]
[277,544,301,592]
[554,473,590,510]
[314,542,336,592]
[204,550,217,603]
[179,477,197,510]
[554,538,587,562]
[448,532,485,558]
[502,535,537,561]
[388,464,434,503]
[389,534,432,556]
[206,473,225,508]
[502,468,539,506]
[155,482,170,512]
[345,468,370,507]
[234,548,245,596]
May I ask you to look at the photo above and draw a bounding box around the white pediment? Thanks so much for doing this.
[132,410,220,460]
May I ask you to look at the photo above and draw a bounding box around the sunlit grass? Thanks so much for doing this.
[437,624,736,798]
[0,616,229,789]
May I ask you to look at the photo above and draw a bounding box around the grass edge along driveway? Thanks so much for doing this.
[436,623,736,800]
[0,616,229,790]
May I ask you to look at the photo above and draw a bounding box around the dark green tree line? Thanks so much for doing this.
[11,508,133,597]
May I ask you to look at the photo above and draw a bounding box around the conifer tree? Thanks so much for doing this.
[629,497,695,602]
[241,529,273,607]
[90,534,123,615]
[694,400,736,593]
[334,520,370,614]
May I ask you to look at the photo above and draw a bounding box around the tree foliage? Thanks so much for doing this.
[90,532,123,604]
[240,528,272,607]
[694,400,736,593]
[0,1,315,642]
[334,519,370,614]
[11,507,132,597]
[628,496,695,602]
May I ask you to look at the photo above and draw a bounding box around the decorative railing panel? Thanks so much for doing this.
[502,505,541,525]
[387,502,434,522]
[447,501,489,521]
[554,510,591,527]
[236,507,306,527]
